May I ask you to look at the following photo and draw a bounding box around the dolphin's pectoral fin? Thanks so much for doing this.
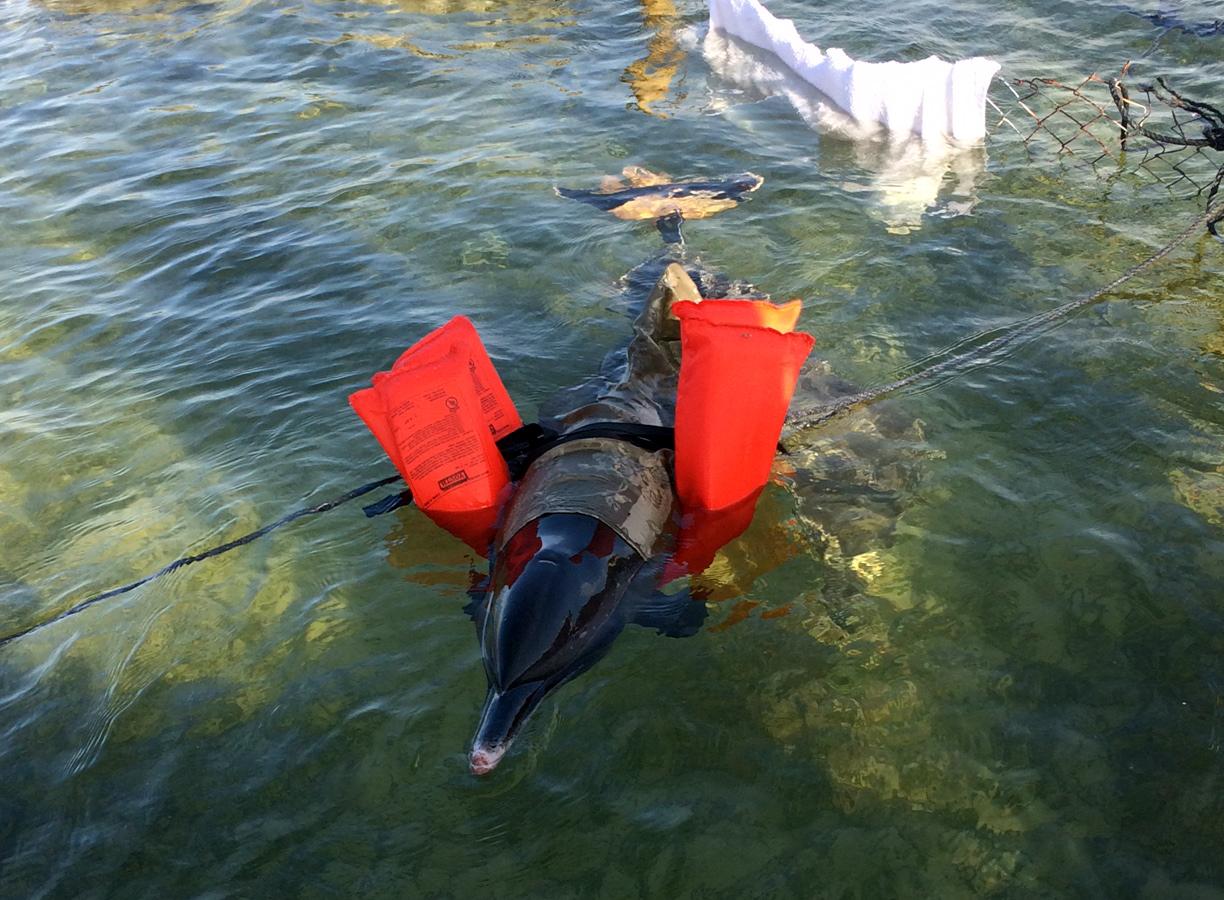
[462,593,485,622]
[630,586,708,638]
[463,574,490,621]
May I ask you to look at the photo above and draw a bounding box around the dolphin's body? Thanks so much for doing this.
[465,260,741,775]
[463,170,773,775]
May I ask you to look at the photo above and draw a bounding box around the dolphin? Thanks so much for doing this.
[463,169,773,775]
[465,260,721,775]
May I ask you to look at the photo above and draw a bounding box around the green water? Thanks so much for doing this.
[2,0,1223,896]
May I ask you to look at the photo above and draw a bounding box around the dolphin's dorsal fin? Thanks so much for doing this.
[634,262,700,348]
[661,262,701,304]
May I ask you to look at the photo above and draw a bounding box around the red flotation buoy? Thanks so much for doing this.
[672,298,814,514]
[672,297,802,333]
[349,316,522,554]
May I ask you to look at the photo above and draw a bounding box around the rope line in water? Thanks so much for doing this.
[2,202,1220,652]
[0,475,401,650]
[783,198,1224,437]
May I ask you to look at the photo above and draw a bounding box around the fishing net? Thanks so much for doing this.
[992,65,1224,234]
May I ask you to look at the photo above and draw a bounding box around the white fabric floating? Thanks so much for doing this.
[708,0,1000,144]
[701,29,986,232]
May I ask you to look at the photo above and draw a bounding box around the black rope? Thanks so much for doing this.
[0,419,677,650]
[5,199,1219,651]
[0,475,401,650]
[783,198,1224,439]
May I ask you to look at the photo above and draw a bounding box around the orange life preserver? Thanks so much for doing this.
[662,487,763,581]
[672,298,814,513]
[673,297,803,332]
[349,316,522,553]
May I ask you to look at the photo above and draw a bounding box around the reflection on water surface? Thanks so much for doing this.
[622,0,686,116]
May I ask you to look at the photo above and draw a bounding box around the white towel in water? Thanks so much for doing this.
[708,0,1000,144]
[702,28,986,232]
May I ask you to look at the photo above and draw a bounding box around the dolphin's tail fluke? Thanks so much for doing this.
[555,168,762,247]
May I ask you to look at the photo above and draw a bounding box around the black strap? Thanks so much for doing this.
[0,474,402,650]
[0,420,737,649]
[361,421,677,518]
[498,421,674,479]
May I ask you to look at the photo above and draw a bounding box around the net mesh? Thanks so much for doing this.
[991,65,1224,233]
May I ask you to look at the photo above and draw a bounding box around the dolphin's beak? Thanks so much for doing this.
[468,743,508,776]
[468,682,546,776]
